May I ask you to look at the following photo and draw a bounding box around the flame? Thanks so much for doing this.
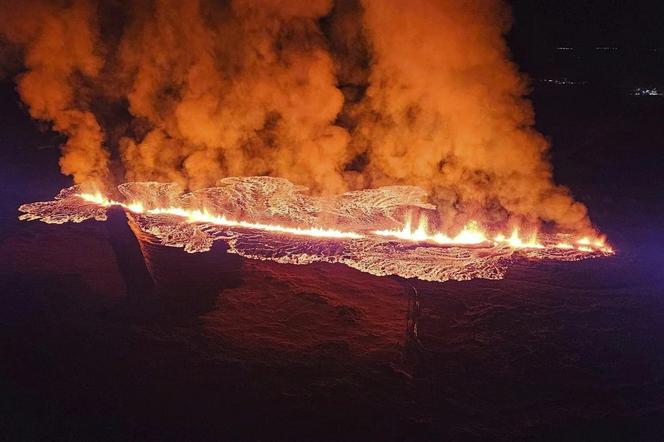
[79,192,363,240]
[577,235,613,254]
[77,193,613,253]
[375,215,545,250]
[372,213,612,254]
[493,228,544,249]
[374,215,488,245]
[79,192,114,207]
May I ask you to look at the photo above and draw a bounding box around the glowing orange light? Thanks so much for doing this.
[493,228,544,249]
[76,193,614,254]
[79,193,364,240]
[374,215,487,245]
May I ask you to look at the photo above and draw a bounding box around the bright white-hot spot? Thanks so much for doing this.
[76,192,612,252]
[493,228,545,249]
[576,235,613,254]
[373,215,487,246]
[78,192,364,240]
[79,192,115,207]
[17,180,617,283]
[374,214,548,250]
[372,214,610,253]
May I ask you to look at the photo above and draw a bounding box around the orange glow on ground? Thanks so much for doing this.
[77,192,613,254]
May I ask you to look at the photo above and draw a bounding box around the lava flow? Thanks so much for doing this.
[76,191,611,254]
[18,178,613,282]
[77,192,365,240]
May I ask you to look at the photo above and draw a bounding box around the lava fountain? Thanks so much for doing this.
[18,177,613,283]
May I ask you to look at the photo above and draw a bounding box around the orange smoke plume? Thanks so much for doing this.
[1,0,596,234]
[352,0,590,231]
[0,0,109,189]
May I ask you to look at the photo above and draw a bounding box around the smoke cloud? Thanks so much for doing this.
[1,0,592,232]
[350,0,590,231]
[0,0,109,187]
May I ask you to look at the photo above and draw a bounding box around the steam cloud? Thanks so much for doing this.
[0,0,592,232]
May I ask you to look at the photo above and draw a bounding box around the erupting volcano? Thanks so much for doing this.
[4,0,616,283]
[5,0,605,244]
[19,177,612,282]
[7,0,664,440]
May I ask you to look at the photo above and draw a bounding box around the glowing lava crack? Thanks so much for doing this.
[19,178,613,282]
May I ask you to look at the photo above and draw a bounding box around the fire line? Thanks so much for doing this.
[76,192,613,254]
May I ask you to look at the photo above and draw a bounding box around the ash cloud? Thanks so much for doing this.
[1,0,592,232]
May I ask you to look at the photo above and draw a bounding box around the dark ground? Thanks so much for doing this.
[1,49,664,440]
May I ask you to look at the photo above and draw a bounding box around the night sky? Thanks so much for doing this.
[510,0,664,48]
[509,0,664,86]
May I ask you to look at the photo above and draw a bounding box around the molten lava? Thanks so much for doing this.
[76,192,611,254]
[18,178,613,282]
[78,192,365,240]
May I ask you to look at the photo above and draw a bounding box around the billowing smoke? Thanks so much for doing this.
[116,0,351,194]
[351,0,589,231]
[0,0,592,232]
[0,0,109,186]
